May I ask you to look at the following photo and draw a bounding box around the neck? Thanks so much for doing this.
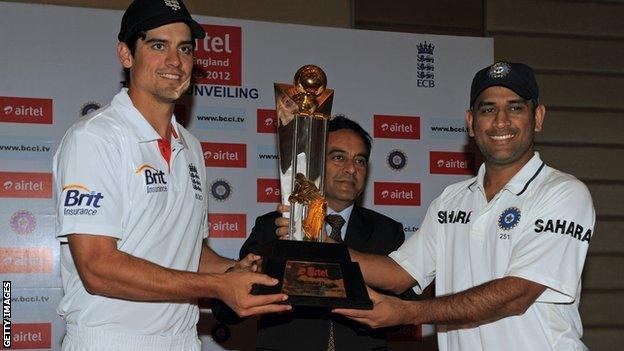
[127,88,174,139]
[327,199,353,213]
[483,151,533,201]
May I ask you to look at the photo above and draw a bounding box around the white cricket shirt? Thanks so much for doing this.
[54,89,208,336]
[390,153,595,351]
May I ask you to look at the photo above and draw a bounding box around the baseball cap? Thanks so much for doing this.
[469,62,539,107]
[118,0,206,44]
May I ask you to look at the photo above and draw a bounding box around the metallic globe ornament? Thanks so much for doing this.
[293,65,327,114]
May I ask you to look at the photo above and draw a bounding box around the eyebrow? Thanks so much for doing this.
[476,99,529,108]
[143,38,194,46]
[328,148,369,161]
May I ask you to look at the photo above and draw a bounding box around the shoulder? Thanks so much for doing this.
[530,165,594,206]
[57,104,126,152]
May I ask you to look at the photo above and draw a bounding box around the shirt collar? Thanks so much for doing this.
[112,88,186,149]
[326,203,354,239]
[468,152,545,196]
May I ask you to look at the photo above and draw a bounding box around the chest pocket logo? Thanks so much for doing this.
[188,163,203,200]
[136,164,168,194]
[498,207,521,230]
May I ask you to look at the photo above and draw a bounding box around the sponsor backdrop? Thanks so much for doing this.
[0,2,492,350]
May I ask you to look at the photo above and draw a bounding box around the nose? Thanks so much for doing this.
[342,158,357,175]
[493,109,511,129]
[165,47,181,67]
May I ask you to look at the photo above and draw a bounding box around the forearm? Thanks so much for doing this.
[199,244,236,274]
[405,276,545,326]
[76,248,226,302]
[350,249,416,294]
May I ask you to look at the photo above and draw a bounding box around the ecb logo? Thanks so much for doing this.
[416,41,435,88]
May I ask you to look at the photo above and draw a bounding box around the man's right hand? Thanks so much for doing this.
[213,270,291,317]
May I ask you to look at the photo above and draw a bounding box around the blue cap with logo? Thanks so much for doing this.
[469,62,539,107]
[118,0,206,44]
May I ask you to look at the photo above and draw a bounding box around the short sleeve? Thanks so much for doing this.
[54,129,125,241]
[389,197,440,294]
[506,179,595,303]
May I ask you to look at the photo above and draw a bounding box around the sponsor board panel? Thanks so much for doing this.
[373,115,420,140]
[429,151,476,175]
[208,213,246,238]
[0,136,54,161]
[10,287,65,350]
[256,109,277,134]
[194,24,242,86]
[0,172,52,199]
[256,178,280,203]
[201,142,247,168]
[374,182,421,206]
[0,96,53,124]
[191,106,247,131]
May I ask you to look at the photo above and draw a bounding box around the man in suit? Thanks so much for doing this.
[241,115,406,350]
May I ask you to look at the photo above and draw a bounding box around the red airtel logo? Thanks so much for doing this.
[374,182,421,206]
[373,115,420,140]
[201,142,246,168]
[429,151,476,175]
[257,178,280,203]
[0,172,52,198]
[0,96,53,124]
[257,109,277,134]
[208,213,246,238]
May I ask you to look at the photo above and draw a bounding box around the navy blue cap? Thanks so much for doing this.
[118,0,206,44]
[470,62,539,107]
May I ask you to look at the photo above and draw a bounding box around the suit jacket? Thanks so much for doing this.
[240,205,406,351]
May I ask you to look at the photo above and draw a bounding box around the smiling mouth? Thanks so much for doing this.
[158,73,182,80]
[490,133,515,141]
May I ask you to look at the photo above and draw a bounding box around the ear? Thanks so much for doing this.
[465,110,475,137]
[533,105,546,133]
[117,42,133,70]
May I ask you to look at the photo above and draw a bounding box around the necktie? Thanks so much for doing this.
[325,214,345,243]
[324,214,345,350]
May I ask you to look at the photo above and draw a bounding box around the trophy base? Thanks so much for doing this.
[252,240,373,310]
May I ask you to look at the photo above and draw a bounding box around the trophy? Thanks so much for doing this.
[275,65,333,241]
[252,65,372,310]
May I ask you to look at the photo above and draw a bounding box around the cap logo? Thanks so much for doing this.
[488,62,511,79]
[164,0,181,11]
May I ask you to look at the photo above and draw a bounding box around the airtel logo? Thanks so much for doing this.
[430,151,475,175]
[374,115,420,140]
[374,182,421,206]
[0,172,52,198]
[0,96,53,124]
[257,109,277,133]
[257,178,281,203]
[201,142,247,168]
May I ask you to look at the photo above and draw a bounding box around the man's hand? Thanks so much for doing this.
[333,288,413,329]
[275,204,290,239]
[213,270,291,318]
[232,253,262,273]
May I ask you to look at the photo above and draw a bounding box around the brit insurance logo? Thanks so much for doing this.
[257,109,277,134]
[374,182,421,206]
[373,115,420,140]
[61,183,104,216]
[387,149,408,171]
[0,96,53,124]
[0,172,52,198]
[257,178,280,203]
[135,164,168,194]
[208,213,246,238]
[192,106,246,131]
[429,151,476,175]
[0,247,52,273]
[416,41,435,88]
[9,209,36,235]
[210,178,232,201]
[201,142,247,168]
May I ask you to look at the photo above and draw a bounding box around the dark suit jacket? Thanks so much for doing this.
[240,206,406,351]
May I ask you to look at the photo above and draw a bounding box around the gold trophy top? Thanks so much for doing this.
[293,65,327,115]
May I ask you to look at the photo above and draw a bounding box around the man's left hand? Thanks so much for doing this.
[232,253,262,273]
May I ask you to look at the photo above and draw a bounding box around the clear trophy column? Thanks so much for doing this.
[274,65,334,241]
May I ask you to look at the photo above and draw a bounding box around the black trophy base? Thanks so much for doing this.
[252,240,373,310]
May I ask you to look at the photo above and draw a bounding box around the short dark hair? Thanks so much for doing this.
[328,115,372,158]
